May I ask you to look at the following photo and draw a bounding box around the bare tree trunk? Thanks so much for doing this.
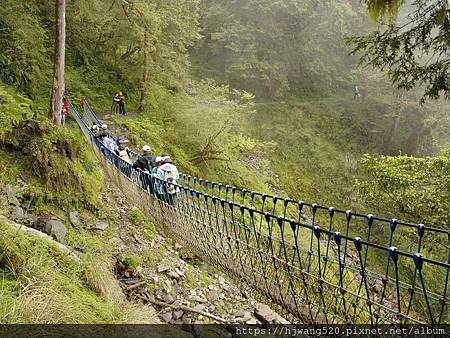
[138,28,149,113]
[385,92,404,153]
[49,0,66,125]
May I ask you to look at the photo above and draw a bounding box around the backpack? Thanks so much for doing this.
[163,170,177,194]
[139,155,153,172]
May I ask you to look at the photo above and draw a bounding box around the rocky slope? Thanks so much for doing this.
[0,178,287,328]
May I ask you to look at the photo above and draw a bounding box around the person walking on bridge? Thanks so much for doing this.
[133,145,155,193]
[133,145,155,171]
[156,155,180,207]
[116,141,131,164]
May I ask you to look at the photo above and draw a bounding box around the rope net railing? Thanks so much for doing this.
[71,100,449,325]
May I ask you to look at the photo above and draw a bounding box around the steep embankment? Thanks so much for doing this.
[0,83,156,323]
[0,83,286,326]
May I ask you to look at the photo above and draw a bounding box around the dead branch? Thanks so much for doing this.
[138,293,227,323]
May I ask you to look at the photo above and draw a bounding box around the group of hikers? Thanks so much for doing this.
[111,92,126,115]
[90,123,179,206]
[59,90,126,127]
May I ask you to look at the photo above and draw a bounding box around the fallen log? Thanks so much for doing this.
[137,293,227,323]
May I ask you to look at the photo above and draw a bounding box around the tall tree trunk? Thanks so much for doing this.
[49,0,66,125]
[385,92,404,153]
[138,28,149,113]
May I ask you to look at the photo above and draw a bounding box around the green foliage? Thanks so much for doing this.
[0,119,104,211]
[357,149,450,228]
[0,82,34,133]
[0,1,48,97]
[0,221,153,323]
[122,255,143,271]
[128,208,156,240]
[364,0,404,22]
[349,1,450,102]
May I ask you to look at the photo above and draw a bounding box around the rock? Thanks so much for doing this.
[163,295,175,304]
[160,311,172,323]
[133,266,143,277]
[155,289,165,300]
[21,200,31,210]
[182,315,191,325]
[254,303,289,324]
[44,220,67,243]
[174,242,183,250]
[167,271,181,279]
[173,310,184,320]
[89,222,108,231]
[206,290,220,302]
[174,267,185,277]
[162,279,172,290]
[192,304,206,312]
[217,276,226,285]
[123,277,140,285]
[157,263,170,273]
[173,282,182,294]
[11,206,25,221]
[26,214,40,226]
[242,311,252,322]
[4,185,16,199]
[69,211,81,228]
[109,237,124,250]
[5,191,20,207]
[190,295,207,303]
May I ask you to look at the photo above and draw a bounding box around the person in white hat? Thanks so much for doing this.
[132,145,156,193]
[132,145,155,172]
[156,155,180,206]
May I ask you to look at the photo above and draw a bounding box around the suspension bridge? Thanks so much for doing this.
[70,99,449,325]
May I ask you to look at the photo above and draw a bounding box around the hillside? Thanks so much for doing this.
[0,85,290,328]
[0,0,448,326]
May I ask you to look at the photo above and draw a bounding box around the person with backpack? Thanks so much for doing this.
[116,141,131,164]
[100,124,110,138]
[133,145,155,192]
[156,155,180,206]
[91,124,101,137]
[132,145,155,171]
[147,156,161,196]
[115,141,132,177]
[101,133,117,153]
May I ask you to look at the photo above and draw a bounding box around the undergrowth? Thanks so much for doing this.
[0,221,154,323]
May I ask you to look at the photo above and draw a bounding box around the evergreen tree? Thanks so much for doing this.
[348,0,450,102]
